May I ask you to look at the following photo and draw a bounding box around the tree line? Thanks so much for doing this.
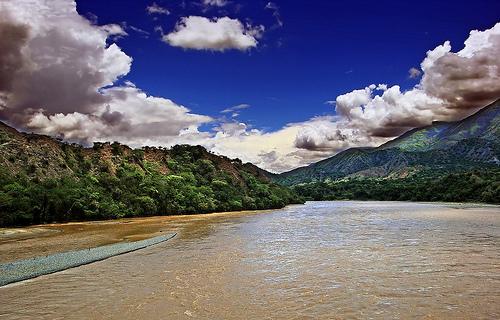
[292,169,500,204]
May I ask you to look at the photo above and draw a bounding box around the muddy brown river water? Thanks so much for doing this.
[0,201,499,319]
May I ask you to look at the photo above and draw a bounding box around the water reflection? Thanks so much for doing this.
[1,201,499,319]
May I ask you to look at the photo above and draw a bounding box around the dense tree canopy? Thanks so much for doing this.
[292,169,500,204]
[0,144,302,226]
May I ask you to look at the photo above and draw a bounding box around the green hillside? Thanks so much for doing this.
[0,123,302,226]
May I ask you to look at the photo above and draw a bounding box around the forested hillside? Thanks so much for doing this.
[0,122,302,226]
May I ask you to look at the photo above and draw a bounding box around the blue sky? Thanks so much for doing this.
[77,0,500,131]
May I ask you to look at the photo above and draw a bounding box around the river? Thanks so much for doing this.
[0,201,499,319]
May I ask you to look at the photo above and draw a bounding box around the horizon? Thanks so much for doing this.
[0,0,499,173]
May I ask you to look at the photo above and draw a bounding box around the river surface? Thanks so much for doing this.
[1,201,499,319]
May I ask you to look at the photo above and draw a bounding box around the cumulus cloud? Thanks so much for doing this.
[295,116,359,151]
[0,0,211,146]
[421,23,500,109]
[146,3,170,15]
[294,22,500,156]
[334,84,444,138]
[101,85,212,142]
[0,0,132,121]
[202,121,310,172]
[163,16,264,51]
[23,85,213,146]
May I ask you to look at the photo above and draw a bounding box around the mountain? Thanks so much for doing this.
[276,99,500,186]
[0,122,301,226]
[379,98,500,151]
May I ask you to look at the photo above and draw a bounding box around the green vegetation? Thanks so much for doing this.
[292,169,500,204]
[0,143,302,226]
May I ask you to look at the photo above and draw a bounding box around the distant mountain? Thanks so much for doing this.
[276,99,500,185]
[0,122,301,226]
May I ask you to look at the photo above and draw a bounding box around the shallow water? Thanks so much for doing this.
[1,201,499,319]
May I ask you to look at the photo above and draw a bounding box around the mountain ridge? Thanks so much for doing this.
[275,98,500,185]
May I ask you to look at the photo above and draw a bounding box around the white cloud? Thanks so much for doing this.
[421,23,500,110]
[420,41,451,71]
[163,16,264,51]
[129,25,150,37]
[146,3,170,15]
[204,122,308,172]
[203,0,228,7]
[221,103,250,113]
[26,85,213,146]
[335,85,441,138]
[0,0,211,146]
[376,84,388,91]
[265,2,278,11]
[0,0,133,119]
[101,86,212,141]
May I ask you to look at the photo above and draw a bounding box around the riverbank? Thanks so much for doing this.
[0,233,176,287]
[1,201,493,264]
[0,207,286,263]
[0,216,176,263]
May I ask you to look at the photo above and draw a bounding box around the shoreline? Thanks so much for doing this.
[0,233,177,287]
[0,206,295,263]
[1,201,497,265]
[304,199,500,208]
[1,199,495,234]
[0,204,300,231]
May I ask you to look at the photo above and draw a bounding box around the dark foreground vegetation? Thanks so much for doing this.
[292,169,500,204]
[0,122,302,226]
